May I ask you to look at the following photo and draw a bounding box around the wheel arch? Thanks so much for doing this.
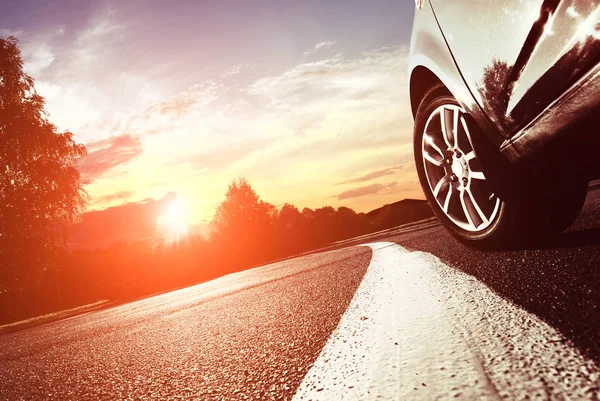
[410,66,446,119]
[409,64,518,201]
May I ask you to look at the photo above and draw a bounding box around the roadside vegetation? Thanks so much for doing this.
[0,37,430,325]
[1,176,410,325]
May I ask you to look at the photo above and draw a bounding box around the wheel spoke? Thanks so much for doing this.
[432,175,448,198]
[439,107,453,149]
[465,187,489,225]
[459,189,476,228]
[424,151,443,167]
[424,134,444,157]
[464,151,475,162]
[452,108,459,149]
[470,171,486,180]
[460,117,474,149]
[442,184,452,213]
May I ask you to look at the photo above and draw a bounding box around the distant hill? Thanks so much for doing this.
[366,199,433,231]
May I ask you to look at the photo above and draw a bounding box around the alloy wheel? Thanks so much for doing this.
[421,104,501,232]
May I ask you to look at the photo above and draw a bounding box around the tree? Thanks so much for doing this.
[481,58,513,130]
[277,203,304,255]
[211,178,276,267]
[279,203,302,230]
[335,206,360,239]
[314,206,336,244]
[0,37,87,291]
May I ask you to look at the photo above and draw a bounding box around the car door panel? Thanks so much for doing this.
[507,1,600,128]
[430,0,600,138]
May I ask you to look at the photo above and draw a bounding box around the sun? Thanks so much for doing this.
[157,199,189,242]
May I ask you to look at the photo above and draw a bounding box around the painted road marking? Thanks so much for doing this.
[293,242,599,400]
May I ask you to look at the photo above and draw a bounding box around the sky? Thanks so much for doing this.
[1,0,418,229]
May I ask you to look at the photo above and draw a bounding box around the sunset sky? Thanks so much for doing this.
[1,0,419,228]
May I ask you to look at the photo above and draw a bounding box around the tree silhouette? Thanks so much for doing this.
[335,206,360,239]
[279,203,302,231]
[211,178,277,267]
[0,37,87,291]
[277,203,304,254]
[313,206,336,244]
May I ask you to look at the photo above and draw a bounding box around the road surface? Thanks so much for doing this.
[1,190,600,400]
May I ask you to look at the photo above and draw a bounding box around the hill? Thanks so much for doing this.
[366,199,433,231]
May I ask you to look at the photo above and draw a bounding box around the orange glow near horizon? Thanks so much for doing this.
[157,200,189,242]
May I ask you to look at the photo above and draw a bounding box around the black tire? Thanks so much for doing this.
[414,87,587,249]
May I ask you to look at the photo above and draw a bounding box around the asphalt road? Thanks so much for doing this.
[1,190,599,400]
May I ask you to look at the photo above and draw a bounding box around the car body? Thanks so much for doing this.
[409,0,600,247]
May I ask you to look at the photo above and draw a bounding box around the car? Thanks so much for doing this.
[409,0,600,248]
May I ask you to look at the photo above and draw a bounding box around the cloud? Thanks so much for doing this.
[79,134,142,180]
[94,190,133,204]
[235,46,414,208]
[22,44,55,75]
[15,4,161,140]
[183,138,275,171]
[221,63,253,79]
[283,126,405,160]
[336,164,406,185]
[248,46,409,112]
[333,181,399,200]
[0,28,24,38]
[315,40,337,50]
[302,40,337,56]
[121,81,221,135]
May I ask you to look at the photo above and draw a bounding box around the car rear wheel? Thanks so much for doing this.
[414,89,587,249]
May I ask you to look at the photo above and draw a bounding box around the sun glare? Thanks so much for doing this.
[157,199,189,242]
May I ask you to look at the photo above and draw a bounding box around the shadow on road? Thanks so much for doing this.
[543,227,600,249]
[398,225,600,365]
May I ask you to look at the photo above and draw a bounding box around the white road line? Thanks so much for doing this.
[293,242,599,400]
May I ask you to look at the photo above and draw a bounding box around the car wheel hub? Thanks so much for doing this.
[450,157,465,177]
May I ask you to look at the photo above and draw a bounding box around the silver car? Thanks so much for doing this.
[409,0,600,248]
